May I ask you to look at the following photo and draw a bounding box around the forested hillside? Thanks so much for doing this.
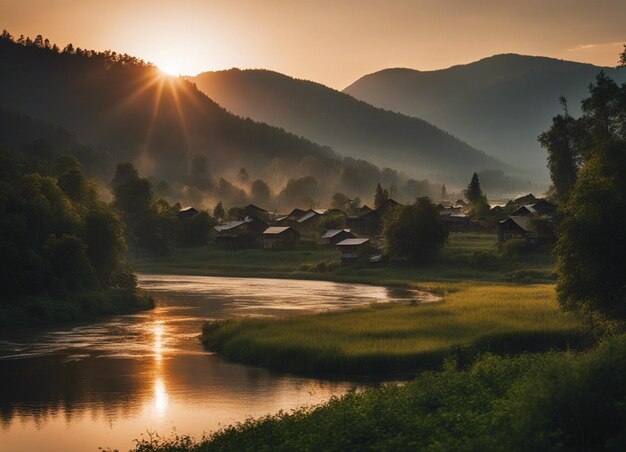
[189,69,512,184]
[344,54,626,174]
[0,33,458,207]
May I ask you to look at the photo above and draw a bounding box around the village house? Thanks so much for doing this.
[321,229,355,246]
[295,209,328,238]
[336,238,372,263]
[214,216,268,248]
[347,199,400,237]
[241,204,270,222]
[176,206,198,220]
[498,215,535,243]
[262,226,300,249]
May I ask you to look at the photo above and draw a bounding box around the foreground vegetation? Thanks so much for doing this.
[135,334,626,451]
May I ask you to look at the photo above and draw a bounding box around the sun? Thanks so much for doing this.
[158,61,182,76]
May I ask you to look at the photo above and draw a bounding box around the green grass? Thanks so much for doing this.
[133,334,626,452]
[131,232,556,289]
[201,284,585,376]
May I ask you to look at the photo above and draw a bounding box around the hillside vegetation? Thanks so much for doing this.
[189,68,510,183]
[344,54,626,174]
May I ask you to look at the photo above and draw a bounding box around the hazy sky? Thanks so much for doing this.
[2,0,625,88]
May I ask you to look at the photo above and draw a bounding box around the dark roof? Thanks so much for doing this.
[510,205,537,216]
[297,209,327,223]
[514,193,538,205]
[244,204,267,213]
[531,199,557,216]
[500,215,534,232]
[321,229,353,239]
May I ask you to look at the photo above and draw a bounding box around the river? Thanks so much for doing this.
[0,274,435,451]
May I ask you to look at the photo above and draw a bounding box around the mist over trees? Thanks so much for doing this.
[0,31,466,211]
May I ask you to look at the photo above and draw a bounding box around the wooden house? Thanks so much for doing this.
[214,216,268,248]
[498,216,535,242]
[321,229,355,246]
[177,206,198,220]
[262,226,300,249]
[336,238,372,262]
[347,199,401,237]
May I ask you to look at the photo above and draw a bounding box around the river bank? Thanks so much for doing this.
[0,288,154,328]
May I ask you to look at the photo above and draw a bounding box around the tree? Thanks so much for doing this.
[556,139,626,323]
[383,197,448,261]
[374,183,389,208]
[538,97,582,203]
[581,71,621,141]
[330,192,349,211]
[440,184,447,200]
[620,44,626,67]
[464,173,483,205]
[213,201,225,221]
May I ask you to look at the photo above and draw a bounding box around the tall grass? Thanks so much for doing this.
[202,284,585,375]
[134,334,626,452]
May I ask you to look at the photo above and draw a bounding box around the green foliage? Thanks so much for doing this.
[177,211,213,247]
[212,201,225,222]
[0,147,150,325]
[384,197,448,261]
[556,139,626,323]
[135,331,626,452]
[538,97,583,203]
[501,238,531,258]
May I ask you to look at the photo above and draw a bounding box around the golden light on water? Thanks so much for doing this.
[153,378,169,416]
[153,321,165,362]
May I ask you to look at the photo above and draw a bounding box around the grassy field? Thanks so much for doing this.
[134,334,626,451]
[133,232,582,376]
[131,232,556,289]
[202,284,585,375]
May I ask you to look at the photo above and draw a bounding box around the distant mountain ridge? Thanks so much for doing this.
[343,54,626,174]
[189,68,512,183]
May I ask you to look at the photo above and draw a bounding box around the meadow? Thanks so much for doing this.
[201,284,585,375]
[131,232,556,288]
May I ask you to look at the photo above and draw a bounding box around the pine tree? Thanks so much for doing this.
[213,201,225,221]
[464,173,483,205]
[374,183,389,208]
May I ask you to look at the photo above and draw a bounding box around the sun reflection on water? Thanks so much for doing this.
[152,320,169,417]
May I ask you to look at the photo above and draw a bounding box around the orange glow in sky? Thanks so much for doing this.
[2,0,625,88]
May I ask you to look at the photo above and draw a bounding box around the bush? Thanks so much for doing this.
[501,238,530,257]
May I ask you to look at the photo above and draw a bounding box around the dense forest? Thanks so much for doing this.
[0,147,153,326]
[345,54,626,175]
[0,32,452,210]
[189,69,519,187]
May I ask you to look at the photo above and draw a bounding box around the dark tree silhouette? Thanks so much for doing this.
[464,173,483,205]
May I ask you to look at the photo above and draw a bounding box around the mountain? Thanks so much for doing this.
[189,69,512,183]
[0,34,460,208]
[344,54,626,173]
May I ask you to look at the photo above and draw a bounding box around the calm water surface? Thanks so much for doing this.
[0,274,434,451]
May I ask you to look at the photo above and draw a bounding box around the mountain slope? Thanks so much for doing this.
[344,54,626,172]
[0,36,339,187]
[189,69,510,182]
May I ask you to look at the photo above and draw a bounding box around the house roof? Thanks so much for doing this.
[244,204,267,213]
[501,215,534,232]
[321,229,352,239]
[263,226,297,235]
[511,205,537,216]
[336,238,370,246]
[178,206,197,213]
[297,209,327,223]
[215,220,246,232]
